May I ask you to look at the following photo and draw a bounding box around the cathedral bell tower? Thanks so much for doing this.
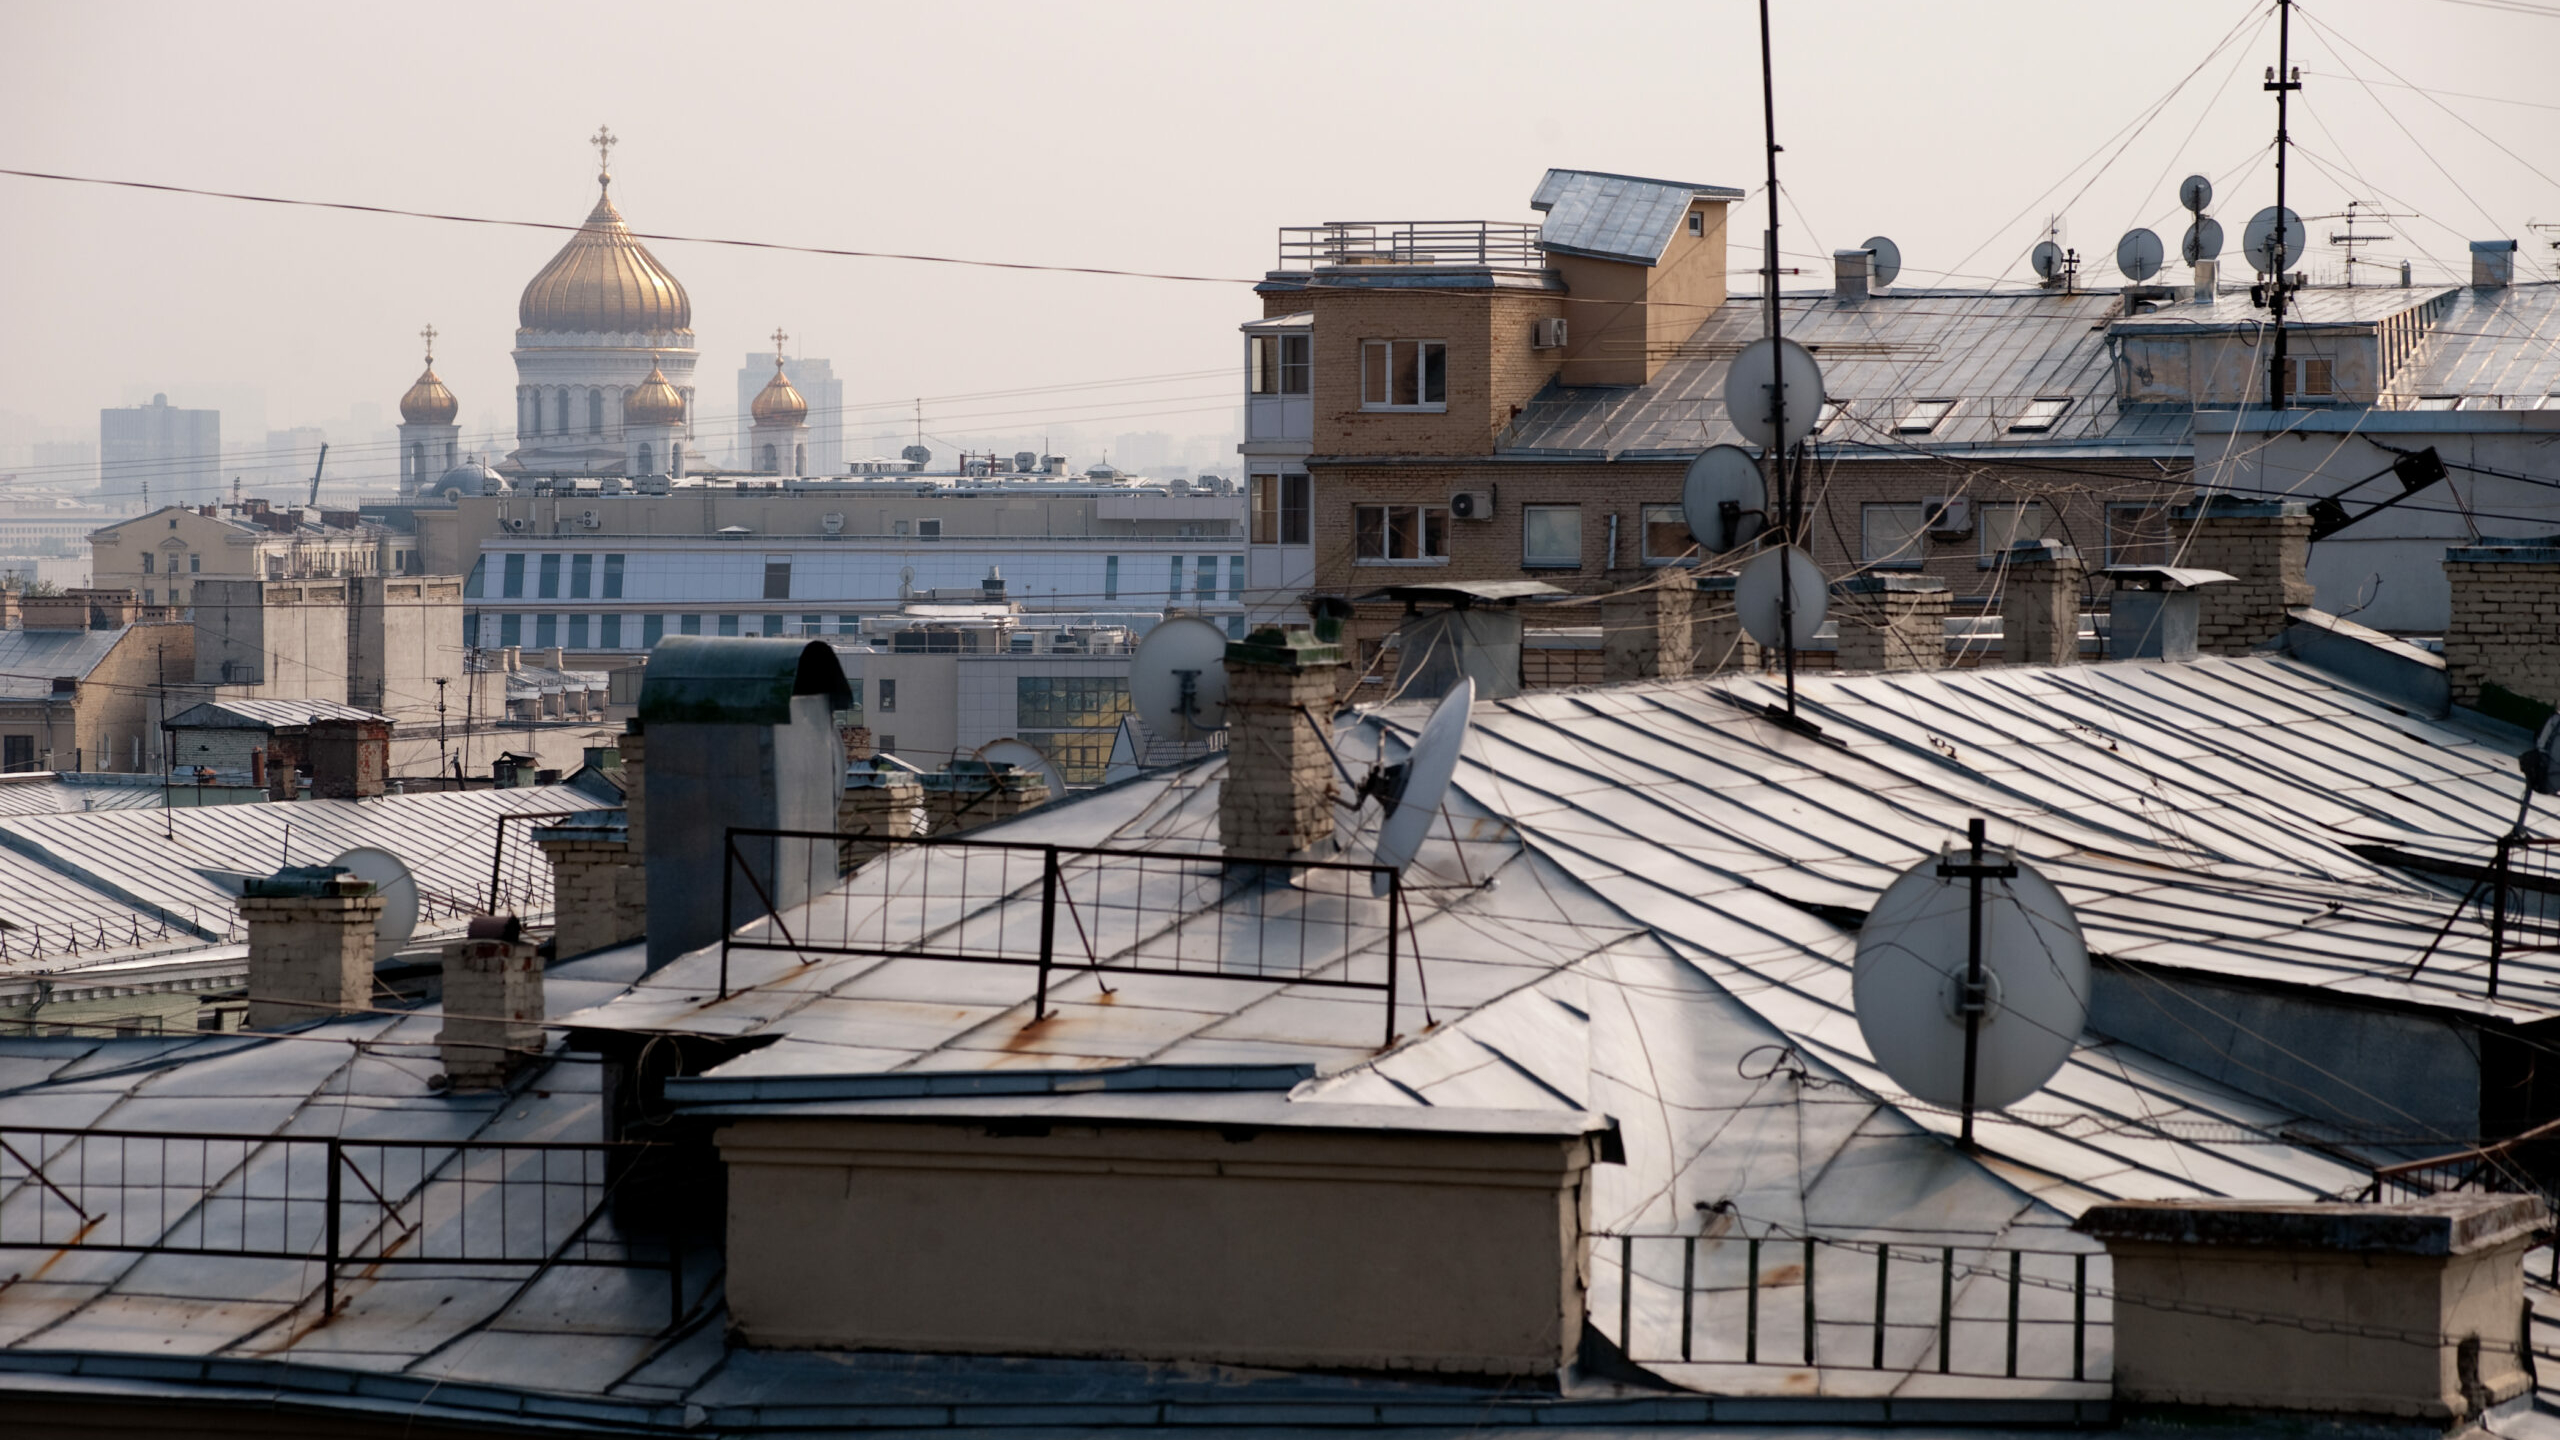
[397,324,460,500]
[748,328,809,476]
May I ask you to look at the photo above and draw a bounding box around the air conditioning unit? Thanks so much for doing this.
[1531,317,1569,350]
[1924,497,1972,539]
[502,517,529,533]
[1449,490,1495,521]
[576,509,601,529]
[821,512,846,534]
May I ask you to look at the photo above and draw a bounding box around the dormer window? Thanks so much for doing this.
[1896,399,1956,435]
[2008,397,2072,433]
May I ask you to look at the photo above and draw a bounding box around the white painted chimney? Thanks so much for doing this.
[1832,248,1872,304]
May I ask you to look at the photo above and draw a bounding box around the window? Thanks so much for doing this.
[1280,333,1310,394]
[1249,333,1312,396]
[1641,504,1696,565]
[1353,504,1450,563]
[538,554,561,599]
[2298,357,2336,398]
[535,614,557,648]
[801,614,821,635]
[141,553,154,574]
[1522,506,1582,568]
[501,554,525,598]
[762,614,784,635]
[1688,210,1705,237]
[1227,555,1244,600]
[1195,555,1218,599]
[189,554,199,574]
[1251,473,1312,545]
[717,615,740,636]
[602,553,624,598]
[836,615,857,633]
[2104,502,2172,566]
[602,614,623,648]
[1168,556,1183,598]
[500,613,522,647]
[636,443,652,474]
[878,679,898,713]
[763,555,792,600]
[587,390,604,433]
[1360,340,1448,409]
[2,737,30,773]
[1103,555,1118,600]
[680,614,702,635]
[143,589,154,606]
[1017,675,1132,730]
[642,614,664,647]
[567,614,589,649]
[2009,397,2072,433]
[1862,503,1927,568]
[760,443,779,471]
[1896,399,1956,434]
[917,519,942,541]
[570,553,592,599]
[1978,501,2049,565]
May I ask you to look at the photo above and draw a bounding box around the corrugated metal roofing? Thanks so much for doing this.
[0,627,126,699]
[2400,281,2560,403]
[0,776,166,818]
[1531,169,1743,266]
[164,697,386,729]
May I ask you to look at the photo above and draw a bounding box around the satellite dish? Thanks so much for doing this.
[1129,616,1231,740]
[2179,174,2214,214]
[2116,228,2165,282]
[1852,832,2089,1118]
[1734,544,1827,650]
[2182,217,2225,266]
[2523,715,2560,797]
[1369,678,1472,897]
[1723,337,1826,452]
[2243,205,2308,275]
[1861,235,1903,289]
[1681,446,1769,553]
[2029,241,2064,281]
[329,846,417,961]
[976,737,1066,801]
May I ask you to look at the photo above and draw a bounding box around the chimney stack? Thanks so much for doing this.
[439,915,543,1090]
[1833,248,1872,304]
[535,815,644,960]
[1601,571,1693,681]
[1689,573,1763,674]
[1218,626,1341,860]
[2442,535,2560,723]
[241,866,382,1029]
[2173,497,2313,653]
[1832,575,1947,672]
[2001,540,2086,666]
[2472,239,2517,290]
[839,755,924,871]
[2104,567,2235,662]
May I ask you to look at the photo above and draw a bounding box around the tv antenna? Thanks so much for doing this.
[2263,0,2304,406]
[1681,445,1769,554]
[1364,677,1473,898]
[1861,235,1903,289]
[2315,200,2407,287]
[1852,817,2090,1146]
[327,846,418,961]
[2115,228,2165,283]
[1128,617,1231,741]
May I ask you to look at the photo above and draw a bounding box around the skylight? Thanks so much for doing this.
[1895,399,1955,435]
[2008,397,2071,433]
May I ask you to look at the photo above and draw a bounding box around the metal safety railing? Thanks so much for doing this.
[1277,221,1543,271]
[720,830,1409,1045]
[1597,1230,2111,1384]
[0,1128,685,1328]
[487,808,588,917]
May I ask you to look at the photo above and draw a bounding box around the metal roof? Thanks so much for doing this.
[2109,285,2458,335]
[0,627,127,699]
[0,775,165,818]
[637,636,852,723]
[1502,290,2190,458]
[1351,579,1573,606]
[2397,281,2560,404]
[164,697,387,730]
[1530,169,1744,266]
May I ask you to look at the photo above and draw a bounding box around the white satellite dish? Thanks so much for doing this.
[1861,235,1903,289]
[1681,446,1769,553]
[1852,822,2088,1138]
[976,736,1066,800]
[2243,205,2307,275]
[2116,228,2164,282]
[2182,217,2225,266]
[329,846,417,961]
[1734,545,1826,651]
[1723,337,1826,452]
[2178,173,2214,214]
[1129,617,1231,740]
[2029,240,2065,282]
[1370,678,1472,897]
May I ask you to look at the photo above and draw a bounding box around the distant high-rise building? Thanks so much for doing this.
[736,353,841,474]
[100,393,219,507]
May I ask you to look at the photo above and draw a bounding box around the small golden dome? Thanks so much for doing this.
[626,360,685,426]
[399,365,457,425]
[751,359,807,425]
[518,188,693,335]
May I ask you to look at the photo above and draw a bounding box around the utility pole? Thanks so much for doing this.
[1758,0,1799,719]
[434,676,449,789]
[2266,0,2300,410]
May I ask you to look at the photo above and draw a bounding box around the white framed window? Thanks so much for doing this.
[2008,397,2072,433]
[1978,501,2049,566]
[1249,334,1312,396]
[1251,473,1311,545]
[1522,505,1582,569]
[1687,210,1705,237]
[1862,503,1926,569]
[1896,399,1956,434]
[1353,504,1449,564]
[1360,340,1447,410]
[1640,504,1696,565]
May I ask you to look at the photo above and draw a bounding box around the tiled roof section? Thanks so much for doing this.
[1502,288,2192,457]
[1529,168,1742,266]
[0,627,128,698]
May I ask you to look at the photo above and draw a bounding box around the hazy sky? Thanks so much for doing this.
[1,0,2551,472]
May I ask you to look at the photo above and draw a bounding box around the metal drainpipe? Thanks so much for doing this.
[1607,512,1620,572]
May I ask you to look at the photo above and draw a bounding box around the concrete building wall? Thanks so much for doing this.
[192,579,349,697]
[350,575,465,724]
[75,623,193,773]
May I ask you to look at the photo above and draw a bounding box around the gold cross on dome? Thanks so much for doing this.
[420,323,437,365]
[591,124,617,182]
[770,327,789,363]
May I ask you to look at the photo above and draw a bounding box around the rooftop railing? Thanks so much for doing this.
[1277,222,1544,271]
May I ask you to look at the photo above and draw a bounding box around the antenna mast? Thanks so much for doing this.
[1757,0,1799,718]
[2266,0,2300,409]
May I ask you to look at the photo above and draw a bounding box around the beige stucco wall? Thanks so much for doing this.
[716,1117,1593,1375]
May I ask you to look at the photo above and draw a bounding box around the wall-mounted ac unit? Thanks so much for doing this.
[576,509,601,529]
[822,512,845,534]
[1531,318,1568,350]
[1924,497,1972,539]
[1449,491,1494,521]
[502,517,529,533]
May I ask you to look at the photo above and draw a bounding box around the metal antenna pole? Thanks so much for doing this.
[1758,0,1796,717]
[1935,816,2016,1148]
[2266,0,2299,410]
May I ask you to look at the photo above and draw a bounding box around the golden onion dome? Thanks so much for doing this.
[751,359,808,425]
[625,359,685,426]
[398,364,457,425]
[518,186,693,335]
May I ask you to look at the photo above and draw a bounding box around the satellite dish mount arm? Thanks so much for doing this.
[2306,446,2448,543]
[1935,817,2018,1147]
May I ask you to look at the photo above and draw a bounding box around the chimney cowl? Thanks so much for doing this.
[2472,239,2518,289]
[1833,248,1873,304]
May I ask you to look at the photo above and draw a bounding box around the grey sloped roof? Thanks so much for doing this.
[165,697,386,730]
[2397,281,2560,402]
[1504,289,2192,458]
[1531,168,1744,265]
[0,626,127,698]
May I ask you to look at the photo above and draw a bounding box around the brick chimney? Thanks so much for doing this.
[240,866,382,1029]
[839,757,924,871]
[2442,536,2560,721]
[1832,575,1947,672]
[2077,1195,2545,1426]
[2000,540,2085,666]
[1218,626,1342,860]
[439,915,543,1090]
[2173,497,2313,654]
[924,761,1050,836]
[1601,572,1693,682]
[534,816,644,960]
[1690,573,1762,674]
[305,717,390,799]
